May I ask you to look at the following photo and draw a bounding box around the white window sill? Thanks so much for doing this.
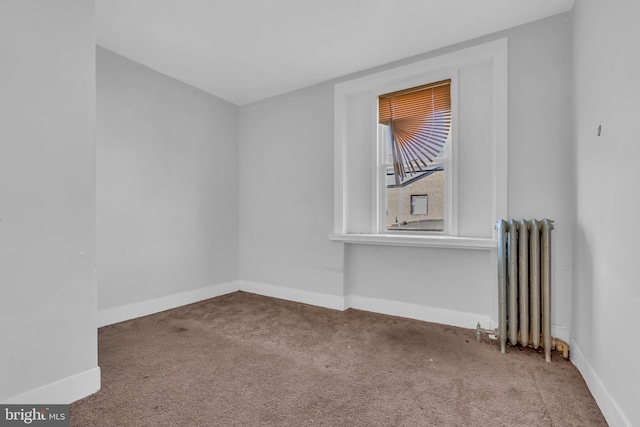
[328,233,497,250]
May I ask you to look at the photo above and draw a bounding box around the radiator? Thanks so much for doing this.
[496,219,554,362]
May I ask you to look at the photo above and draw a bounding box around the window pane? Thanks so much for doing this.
[379,80,450,233]
[378,80,451,187]
[386,166,444,232]
[410,195,427,215]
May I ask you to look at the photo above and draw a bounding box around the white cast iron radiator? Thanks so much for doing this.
[495,219,562,362]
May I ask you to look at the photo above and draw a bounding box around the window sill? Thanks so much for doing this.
[328,233,497,250]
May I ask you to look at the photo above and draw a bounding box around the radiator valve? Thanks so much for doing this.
[476,322,497,342]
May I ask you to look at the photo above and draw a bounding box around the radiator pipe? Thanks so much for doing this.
[529,219,541,349]
[507,219,519,347]
[541,219,554,362]
[517,219,529,347]
[551,337,570,360]
[495,220,508,354]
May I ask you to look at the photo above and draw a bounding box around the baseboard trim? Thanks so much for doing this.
[98,278,490,332]
[346,295,491,330]
[2,367,101,404]
[570,339,631,427]
[97,279,502,336]
[239,282,491,331]
[97,281,239,327]
[238,280,346,311]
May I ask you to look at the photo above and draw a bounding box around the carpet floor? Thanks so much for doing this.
[71,291,607,426]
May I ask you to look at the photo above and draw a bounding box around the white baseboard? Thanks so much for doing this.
[2,367,101,404]
[97,281,239,327]
[346,295,491,330]
[239,281,492,332]
[98,278,489,332]
[97,279,568,346]
[570,339,631,427]
[238,280,346,311]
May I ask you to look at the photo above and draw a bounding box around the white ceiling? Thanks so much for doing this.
[96,0,574,106]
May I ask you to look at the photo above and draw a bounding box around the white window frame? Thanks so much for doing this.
[376,79,456,236]
[330,38,508,250]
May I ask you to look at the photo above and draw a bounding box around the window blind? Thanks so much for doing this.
[379,79,451,187]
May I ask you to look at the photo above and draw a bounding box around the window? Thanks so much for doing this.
[330,38,507,249]
[378,80,451,233]
[410,195,428,215]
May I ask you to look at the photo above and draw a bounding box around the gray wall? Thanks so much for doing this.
[97,47,239,310]
[573,1,640,425]
[238,84,345,296]
[239,13,573,336]
[0,1,98,401]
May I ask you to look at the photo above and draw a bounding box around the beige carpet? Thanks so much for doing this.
[71,291,607,426]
